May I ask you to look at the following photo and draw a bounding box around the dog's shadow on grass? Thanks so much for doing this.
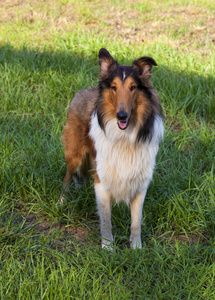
[1,43,214,246]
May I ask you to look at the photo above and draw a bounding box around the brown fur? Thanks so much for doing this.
[61,49,162,196]
[61,88,98,190]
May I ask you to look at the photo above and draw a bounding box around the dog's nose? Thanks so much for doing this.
[117,110,128,121]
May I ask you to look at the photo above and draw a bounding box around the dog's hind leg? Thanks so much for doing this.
[59,156,83,204]
[130,189,147,249]
[72,153,91,188]
[94,181,113,250]
[60,122,87,204]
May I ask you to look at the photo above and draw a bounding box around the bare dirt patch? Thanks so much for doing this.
[13,201,99,248]
[157,231,210,246]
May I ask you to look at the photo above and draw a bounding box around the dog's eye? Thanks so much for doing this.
[111,86,117,91]
[130,86,136,92]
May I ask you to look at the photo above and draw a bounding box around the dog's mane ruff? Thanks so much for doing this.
[94,91,110,131]
[136,87,163,143]
[89,113,164,204]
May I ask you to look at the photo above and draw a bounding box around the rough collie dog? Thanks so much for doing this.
[61,48,164,249]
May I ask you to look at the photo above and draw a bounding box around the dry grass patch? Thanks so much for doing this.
[0,0,214,52]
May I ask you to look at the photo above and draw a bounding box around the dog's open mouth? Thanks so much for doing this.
[117,119,129,130]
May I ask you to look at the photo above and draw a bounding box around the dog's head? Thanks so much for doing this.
[97,48,157,131]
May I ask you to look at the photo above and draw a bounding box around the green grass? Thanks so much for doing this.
[0,0,215,298]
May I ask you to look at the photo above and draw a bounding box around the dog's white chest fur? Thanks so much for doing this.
[90,114,163,204]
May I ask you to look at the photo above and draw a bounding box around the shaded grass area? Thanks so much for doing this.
[0,0,215,298]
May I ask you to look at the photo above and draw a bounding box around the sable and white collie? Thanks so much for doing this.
[61,48,164,249]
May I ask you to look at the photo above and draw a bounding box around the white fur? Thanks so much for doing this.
[89,113,164,248]
[130,190,146,249]
[90,114,163,204]
[94,183,113,250]
[122,70,126,81]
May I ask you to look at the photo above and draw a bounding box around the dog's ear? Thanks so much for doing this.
[99,48,117,80]
[132,56,157,86]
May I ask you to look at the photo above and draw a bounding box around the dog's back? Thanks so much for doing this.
[68,88,98,121]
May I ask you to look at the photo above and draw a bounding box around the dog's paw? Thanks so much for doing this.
[56,191,67,205]
[101,238,114,251]
[130,236,142,249]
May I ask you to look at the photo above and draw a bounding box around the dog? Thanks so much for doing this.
[61,48,164,249]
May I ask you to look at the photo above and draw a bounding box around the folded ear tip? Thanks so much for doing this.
[141,56,157,66]
[98,49,117,77]
[99,48,111,59]
[99,48,106,55]
[153,60,158,66]
[132,56,158,75]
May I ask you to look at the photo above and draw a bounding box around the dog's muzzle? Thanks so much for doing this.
[117,110,129,130]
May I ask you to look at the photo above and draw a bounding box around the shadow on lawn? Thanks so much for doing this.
[0,43,98,75]
[0,43,214,119]
[0,44,214,246]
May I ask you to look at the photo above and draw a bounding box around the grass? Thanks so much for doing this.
[0,0,215,298]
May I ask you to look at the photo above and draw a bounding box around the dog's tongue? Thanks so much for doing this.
[119,121,127,129]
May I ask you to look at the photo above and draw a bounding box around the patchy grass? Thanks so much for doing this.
[0,0,214,53]
[0,0,215,298]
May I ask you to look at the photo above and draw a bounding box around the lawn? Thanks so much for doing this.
[0,0,215,298]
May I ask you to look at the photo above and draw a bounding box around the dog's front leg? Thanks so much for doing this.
[130,190,147,249]
[94,183,113,250]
